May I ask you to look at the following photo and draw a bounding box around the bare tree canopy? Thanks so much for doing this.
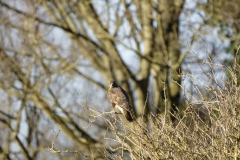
[0,0,239,159]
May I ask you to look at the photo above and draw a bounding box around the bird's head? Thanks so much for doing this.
[109,80,118,88]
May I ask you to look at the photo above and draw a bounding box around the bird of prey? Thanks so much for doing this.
[108,80,134,122]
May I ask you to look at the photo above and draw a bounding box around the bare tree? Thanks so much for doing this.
[1,0,186,119]
[0,0,239,159]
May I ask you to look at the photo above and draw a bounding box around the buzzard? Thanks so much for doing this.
[108,80,134,122]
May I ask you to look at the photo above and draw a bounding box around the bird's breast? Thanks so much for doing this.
[116,105,125,114]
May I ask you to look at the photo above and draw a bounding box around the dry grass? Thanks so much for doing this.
[47,69,240,159]
[97,60,240,160]
[46,54,240,160]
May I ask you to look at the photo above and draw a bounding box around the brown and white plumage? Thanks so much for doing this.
[108,80,134,122]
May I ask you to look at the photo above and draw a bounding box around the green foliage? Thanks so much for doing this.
[198,0,240,87]
[198,0,240,56]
